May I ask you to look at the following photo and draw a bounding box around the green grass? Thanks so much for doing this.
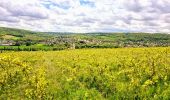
[0,45,66,51]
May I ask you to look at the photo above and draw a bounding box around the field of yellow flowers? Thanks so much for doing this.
[0,47,170,99]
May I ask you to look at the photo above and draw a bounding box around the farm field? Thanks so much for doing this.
[0,47,170,99]
[1,0,170,99]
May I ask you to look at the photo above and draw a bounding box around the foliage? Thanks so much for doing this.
[0,56,52,99]
[0,47,170,99]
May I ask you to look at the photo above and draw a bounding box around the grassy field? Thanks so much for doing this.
[0,47,170,99]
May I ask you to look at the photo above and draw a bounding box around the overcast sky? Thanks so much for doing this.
[0,0,170,33]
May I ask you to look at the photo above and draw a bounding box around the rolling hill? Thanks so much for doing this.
[0,27,170,51]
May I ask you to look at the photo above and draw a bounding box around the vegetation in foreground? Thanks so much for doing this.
[0,47,170,99]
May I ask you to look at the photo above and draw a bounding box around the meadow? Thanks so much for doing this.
[0,47,170,99]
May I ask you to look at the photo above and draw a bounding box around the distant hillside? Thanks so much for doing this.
[0,27,52,41]
[0,27,35,34]
[0,27,170,51]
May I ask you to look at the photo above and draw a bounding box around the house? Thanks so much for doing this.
[0,43,13,46]
[0,40,14,46]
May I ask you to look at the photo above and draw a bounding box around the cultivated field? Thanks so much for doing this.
[0,47,170,99]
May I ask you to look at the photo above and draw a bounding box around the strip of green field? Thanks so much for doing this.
[0,45,66,51]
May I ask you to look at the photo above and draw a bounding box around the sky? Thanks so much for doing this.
[0,0,170,33]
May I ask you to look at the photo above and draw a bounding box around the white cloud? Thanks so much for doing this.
[0,0,169,33]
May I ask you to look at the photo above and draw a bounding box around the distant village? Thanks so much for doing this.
[0,36,101,48]
[0,33,170,51]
